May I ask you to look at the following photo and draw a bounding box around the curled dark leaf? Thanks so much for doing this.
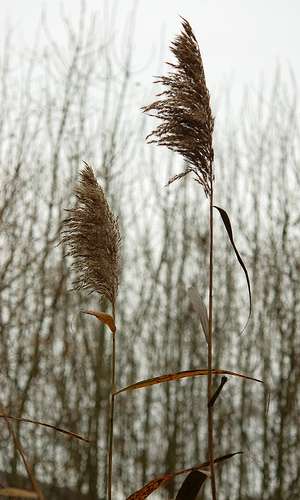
[175,470,207,499]
[214,205,252,333]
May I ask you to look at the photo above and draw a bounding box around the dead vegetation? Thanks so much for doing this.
[0,8,299,500]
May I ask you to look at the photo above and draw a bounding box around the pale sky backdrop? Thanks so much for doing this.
[1,0,299,103]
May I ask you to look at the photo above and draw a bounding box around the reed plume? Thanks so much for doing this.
[143,17,214,196]
[61,161,121,307]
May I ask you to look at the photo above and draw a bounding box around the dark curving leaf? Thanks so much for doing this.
[214,205,252,333]
[175,470,207,499]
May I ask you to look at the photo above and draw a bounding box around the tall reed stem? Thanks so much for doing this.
[108,308,116,500]
[208,172,217,499]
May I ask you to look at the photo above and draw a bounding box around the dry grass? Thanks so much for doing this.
[143,17,214,196]
[61,161,121,307]
[143,17,219,499]
[61,162,122,500]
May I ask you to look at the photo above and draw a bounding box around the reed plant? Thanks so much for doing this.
[3,7,298,499]
[138,17,257,499]
[61,162,121,500]
[61,18,262,500]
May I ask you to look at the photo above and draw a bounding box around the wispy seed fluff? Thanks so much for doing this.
[61,162,121,306]
[143,18,214,196]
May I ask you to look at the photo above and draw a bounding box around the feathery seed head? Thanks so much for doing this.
[143,18,214,196]
[61,162,121,306]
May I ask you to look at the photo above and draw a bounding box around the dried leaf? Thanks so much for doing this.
[175,470,207,499]
[127,475,172,500]
[214,206,251,333]
[0,488,38,498]
[0,414,92,443]
[127,452,241,499]
[188,286,208,343]
[114,369,262,395]
[82,310,116,333]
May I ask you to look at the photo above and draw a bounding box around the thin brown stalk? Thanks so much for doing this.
[208,173,217,499]
[108,305,116,500]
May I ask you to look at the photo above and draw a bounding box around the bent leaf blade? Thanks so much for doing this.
[214,205,252,333]
[82,310,116,333]
[115,369,262,395]
[175,470,207,499]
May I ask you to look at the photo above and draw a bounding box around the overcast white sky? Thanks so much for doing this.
[1,0,299,103]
